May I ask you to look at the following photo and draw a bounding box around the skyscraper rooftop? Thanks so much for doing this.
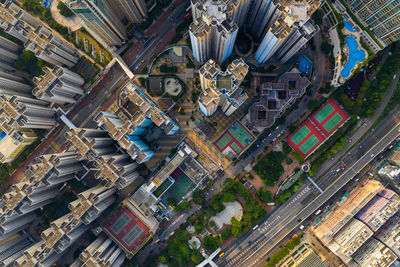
[95,82,179,163]
[198,58,248,116]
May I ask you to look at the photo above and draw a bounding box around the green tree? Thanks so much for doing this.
[221,227,233,241]
[158,256,167,263]
[191,250,203,264]
[307,99,320,111]
[256,188,272,203]
[192,189,205,205]
[254,151,286,186]
[222,192,236,202]
[231,217,243,237]
[320,38,333,54]
[57,1,74,17]
[203,235,221,251]
[174,229,190,241]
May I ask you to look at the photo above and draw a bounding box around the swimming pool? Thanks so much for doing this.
[341,36,365,79]
[297,55,312,78]
[42,0,51,8]
[343,19,355,33]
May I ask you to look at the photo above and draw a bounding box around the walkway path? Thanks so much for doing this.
[50,0,82,31]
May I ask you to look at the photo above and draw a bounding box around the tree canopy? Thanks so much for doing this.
[254,151,286,186]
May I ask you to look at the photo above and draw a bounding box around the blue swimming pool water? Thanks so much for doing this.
[343,19,355,33]
[42,0,51,8]
[341,36,366,79]
[297,55,313,77]
[0,132,6,140]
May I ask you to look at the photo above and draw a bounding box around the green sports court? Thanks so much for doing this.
[228,122,254,148]
[110,213,130,234]
[291,126,311,145]
[216,134,233,151]
[299,135,320,154]
[287,120,326,158]
[214,121,255,156]
[167,167,196,200]
[311,99,349,136]
[323,113,343,132]
[314,103,334,123]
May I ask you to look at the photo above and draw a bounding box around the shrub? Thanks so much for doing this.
[57,1,74,17]
[256,188,272,203]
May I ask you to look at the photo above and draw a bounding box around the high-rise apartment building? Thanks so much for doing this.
[66,128,118,161]
[66,127,143,189]
[114,0,147,23]
[10,183,116,265]
[28,152,88,187]
[0,95,56,135]
[247,0,280,39]
[189,0,249,63]
[0,36,19,71]
[344,0,400,46]
[33,66,84,104]
[69,0,147,48]
[0,232,35,266]
[94,154,142,190]
[198,58,248,116]
[68,184,116,224]
[0,152,87,240]
[254,0,320,64]
[71,234,126,266]
[95,82,179,163]
[0,71,33,98]
[0,1,79,67]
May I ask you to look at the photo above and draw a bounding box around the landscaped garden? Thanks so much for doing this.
[139,179,266,267]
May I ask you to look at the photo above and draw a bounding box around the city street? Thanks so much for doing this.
[218,106,400,267]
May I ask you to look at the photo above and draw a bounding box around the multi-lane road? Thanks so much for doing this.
[217,106,400,267]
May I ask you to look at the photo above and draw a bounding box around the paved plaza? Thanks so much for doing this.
[210,201,243,230]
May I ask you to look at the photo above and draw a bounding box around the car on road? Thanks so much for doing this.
[370,154,375,158]
[183,11,191,19]
[299,225,305,230]
[268,133,272,137]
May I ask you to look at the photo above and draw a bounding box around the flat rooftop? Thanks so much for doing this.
[216,74,232,91]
